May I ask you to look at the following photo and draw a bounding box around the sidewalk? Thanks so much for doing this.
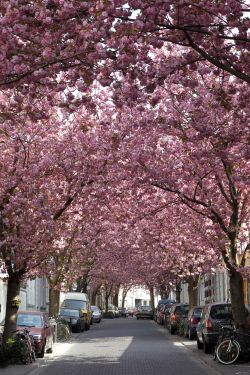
[1,327,250,375]
[164,328,250,375]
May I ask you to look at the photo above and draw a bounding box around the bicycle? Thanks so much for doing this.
[13,328,36,364]
[50,316,71,342]
[214,325,250,365]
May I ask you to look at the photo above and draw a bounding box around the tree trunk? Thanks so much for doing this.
[187,275,198,308]
[113,291,119,307]
[91,286,100,305]
[149,286,155,310]
[175,283,181,303]
[49,287,60,317]
[105,293,109,313]
[229,269,247,329]
[121,289,129,308]
[2,272,21,344]
[160,285,170,299]
[76,277,88,293]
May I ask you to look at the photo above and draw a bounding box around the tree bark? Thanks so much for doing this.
[160,285,170,299]
[2,272,22,344]
[229,269,247,329]
[49,287,60,317]
[175,283,181,303]
[187,275,198,308]
[113,291,119,307]
[149,286,155,310]
[91,286,100,305]
[105,292,109,313]
[75,276,88,293]
[121,288,129,308]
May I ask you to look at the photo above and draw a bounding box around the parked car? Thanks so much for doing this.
[127,307,135,317]
[61,292,92,330]
[16,311,54,358]
[135,305,154,320]
[163,304,175,329]
[107,304,117,318]
[166,303,190,334]
[157,302,175,325]
[155,299,176,324]
[91,306,102,323]
[184,306,202,340]
[114,306,120,318]
[118,307,129,317]
[59,307,86,332]
[196,302,232,353]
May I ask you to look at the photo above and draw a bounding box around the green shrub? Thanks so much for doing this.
[0,337,29,366]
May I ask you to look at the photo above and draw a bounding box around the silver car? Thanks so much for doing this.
[135,305,154,320]
[91,306,102,323]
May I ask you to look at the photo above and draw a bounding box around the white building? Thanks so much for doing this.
[0,275,49,323]
[118,286,160,308]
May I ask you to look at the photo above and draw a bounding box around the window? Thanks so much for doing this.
[17,314,42,328]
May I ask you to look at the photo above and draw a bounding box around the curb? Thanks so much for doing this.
[156,322,250,375]
[0,363,40,375]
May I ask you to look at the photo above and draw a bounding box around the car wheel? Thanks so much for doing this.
[47,339,53,354]
[188,328,195,340]
[37,343,45,358]
[76,324,81,333]
[203,338,211,354]
[197,337,203,350]
[136,317,139,320]
[85,323,90,331]
[169,325,175,335]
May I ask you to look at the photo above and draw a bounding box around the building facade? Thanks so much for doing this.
[0,275,49,323]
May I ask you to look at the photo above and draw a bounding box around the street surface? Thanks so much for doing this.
[2,318,250,375]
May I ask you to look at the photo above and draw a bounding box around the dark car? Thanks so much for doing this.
[162,304,174,328]
[59,307,86,332]
[155,299,176,324]
[136,305,154,320]
[166,303,190,334]
[158,303,174,327]
[118,307,129,318]
[17,311,54,358]
[196,302,232,353]
[184,306,202,340]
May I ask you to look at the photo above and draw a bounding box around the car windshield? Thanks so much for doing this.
[62,300,87,309]
[17,314,42,328]
[176,305,189,315]
[210,305,232,320]
[59,309,80,317]
[140,306,151,311]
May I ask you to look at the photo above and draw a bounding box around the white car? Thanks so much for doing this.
[91,306,102,323]
[108,304,119,318]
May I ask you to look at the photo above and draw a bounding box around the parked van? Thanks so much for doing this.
[61,292,92,330]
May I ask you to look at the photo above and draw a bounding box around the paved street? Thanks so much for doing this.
[2,318,250,375]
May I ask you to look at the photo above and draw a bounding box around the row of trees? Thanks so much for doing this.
[0,1,249,343]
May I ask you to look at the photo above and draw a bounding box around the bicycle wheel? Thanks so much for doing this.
[216,338,240,365]
[57,323,71,341]
[20,341,33,364]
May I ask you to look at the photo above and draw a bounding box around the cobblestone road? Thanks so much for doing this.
[30,318,215,375]
[2,318,250,375]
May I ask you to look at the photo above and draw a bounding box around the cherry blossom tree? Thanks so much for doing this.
[94,66,250,327]
[0,99,109,342]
